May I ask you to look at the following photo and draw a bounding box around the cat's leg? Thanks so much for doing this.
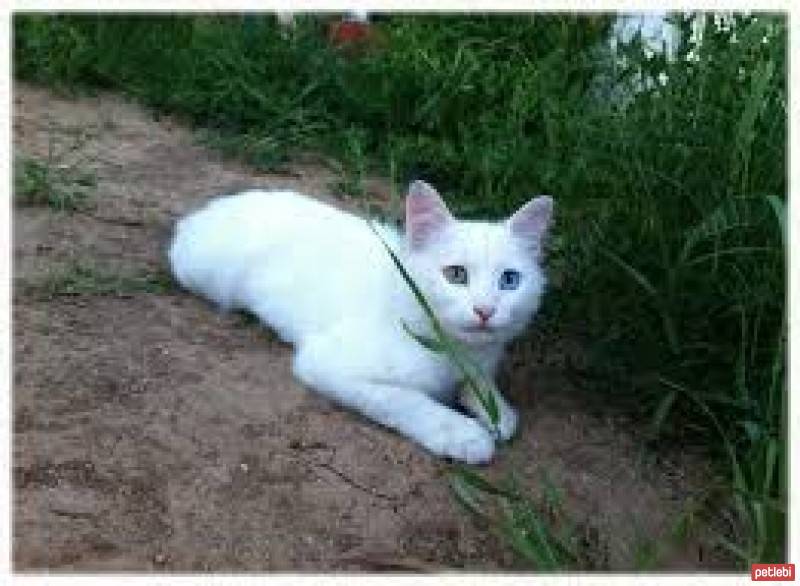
[292,346,495,464]
[458,385,519,442]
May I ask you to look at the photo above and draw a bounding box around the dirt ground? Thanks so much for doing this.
[12,82,733,572]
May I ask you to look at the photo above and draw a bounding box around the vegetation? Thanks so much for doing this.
[13,12,786,567]
[20,262,174,300]
[452,466,597,570]
[13,117,100,211]
[14,155,95,211]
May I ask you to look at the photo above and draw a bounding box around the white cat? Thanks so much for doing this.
[169,181,552,464]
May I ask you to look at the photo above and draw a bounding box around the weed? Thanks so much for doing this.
[451,467,601,570]
[14,156,95,211]
[631,493,710,570]
[329,127,368,198]
[21,262,174,300]
[14,114,100,211]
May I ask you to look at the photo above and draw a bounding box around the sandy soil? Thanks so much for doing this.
[12,82,732,572]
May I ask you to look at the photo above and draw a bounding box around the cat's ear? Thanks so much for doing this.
[406,180,453,250]
[507,196,554,254]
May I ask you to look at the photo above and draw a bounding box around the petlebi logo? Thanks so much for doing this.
[751,563,795,581]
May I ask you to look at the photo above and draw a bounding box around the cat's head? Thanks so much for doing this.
[404,180,553,347]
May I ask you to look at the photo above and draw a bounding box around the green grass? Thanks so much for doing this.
[451,467,606,570]
[13,117,99,211]
[329,127,369,198]
[13,12,787,567]
[21,262,175,300]
[14,155,95,211]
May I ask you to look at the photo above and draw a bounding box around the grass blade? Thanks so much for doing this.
[599,245,658,298]
[651,389,677,434]
[765,195,785,249]
[369,222,442,331]
[450,473,487,516]
[401,322,446,352]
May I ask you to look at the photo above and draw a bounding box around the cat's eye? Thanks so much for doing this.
[499,269,521,290]
[442,265,468,285]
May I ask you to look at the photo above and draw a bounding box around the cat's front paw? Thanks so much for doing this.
[427,418,495,465]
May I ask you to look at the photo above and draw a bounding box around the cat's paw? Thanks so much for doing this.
[427,418,496,464]
[497,405,519,442]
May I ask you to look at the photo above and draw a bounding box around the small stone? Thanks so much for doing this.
[154,552,167,564]
[240,463,249,472]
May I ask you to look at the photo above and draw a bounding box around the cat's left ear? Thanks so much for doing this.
[507,196,554,254]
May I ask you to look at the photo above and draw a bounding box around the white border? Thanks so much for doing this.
[1,4,11,584]
[2,2,794,585]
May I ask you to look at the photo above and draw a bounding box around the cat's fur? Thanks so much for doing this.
[169,181,553,463]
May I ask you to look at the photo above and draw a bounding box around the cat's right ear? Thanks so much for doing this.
[507,195,554,256]
[406,180,453,250]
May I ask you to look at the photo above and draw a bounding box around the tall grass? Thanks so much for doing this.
[13,12,786,566]
[561,14,787,564]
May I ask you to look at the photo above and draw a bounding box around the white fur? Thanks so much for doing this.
[169,181,552,463]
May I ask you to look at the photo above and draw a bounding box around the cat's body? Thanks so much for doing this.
[169,181,552,463]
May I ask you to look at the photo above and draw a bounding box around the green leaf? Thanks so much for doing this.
[401,321,445,353]
[369,222,442,331]
[500,497,574,570]
[465,374,500,426]
[762,438,778,497]
[451,465,515,498]
[765,195,785,249]
[738,420,763,443]
[651,389,677,434]
[599,245,658,298]
[449,472,486,516]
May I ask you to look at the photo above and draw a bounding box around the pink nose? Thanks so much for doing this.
[473,305,496,323]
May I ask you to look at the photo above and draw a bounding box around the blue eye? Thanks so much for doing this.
[499,270,521,290]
